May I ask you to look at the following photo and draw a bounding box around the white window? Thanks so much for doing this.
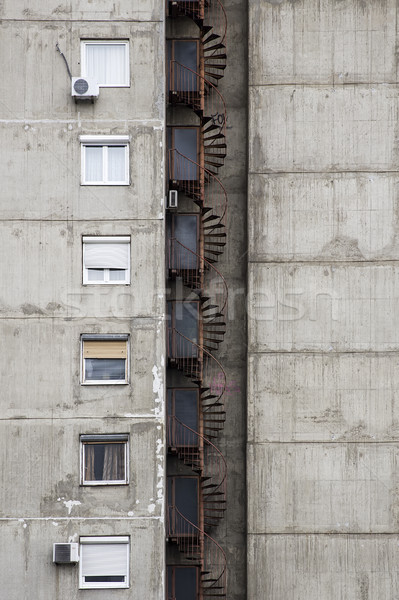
[80,434,129,485]
[81,40,129,87]
[81,334,129,385]
[79,536,130,589]
[83,236,130,285]
[80,136,129,185]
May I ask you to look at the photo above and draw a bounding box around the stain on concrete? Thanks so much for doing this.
[357,573,369,600]
[302,407,344,424]
[20,303,45,315]
[319,236,364,260]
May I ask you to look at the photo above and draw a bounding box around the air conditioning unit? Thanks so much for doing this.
[168,190,178,209]
[53,543,79,564]
[71,77,99,100]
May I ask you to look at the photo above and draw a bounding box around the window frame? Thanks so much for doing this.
[80,135,130,186]
[167,565,199,600]
[79,536,130,589]
[81,40,130,88]
[80,434,129,486]
[82,236,131,285]
[81,333,130,385]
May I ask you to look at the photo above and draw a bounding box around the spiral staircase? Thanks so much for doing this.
[166,1,228,598]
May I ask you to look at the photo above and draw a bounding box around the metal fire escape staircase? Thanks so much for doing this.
[167,2,228,598]
[168,0,227,91]
[167,505,227,599]
[168,151,227,264]
[168,416,227,527]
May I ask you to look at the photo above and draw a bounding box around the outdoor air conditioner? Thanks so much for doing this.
[71,77,99,100]
[168,190,178,209]
[53,543,79,564]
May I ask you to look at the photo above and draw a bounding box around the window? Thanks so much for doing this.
[83,236,130,285]
[80,136,129,185]
[79,536,129,589]
[167,388,199,448]
[81,434,129,485]
[167,214,199,271]
[167,566,198,600]
[167,127,199,181]
[168,476,199,527]
[168,301,199,359]
[81,334,129,384]
[81,40,129,87]
[167,39,199,92]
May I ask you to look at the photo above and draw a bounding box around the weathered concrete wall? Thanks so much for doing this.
[248,0,399,598]
[0,1,165,598]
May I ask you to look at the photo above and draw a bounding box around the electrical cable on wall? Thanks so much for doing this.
[55,43,72,80]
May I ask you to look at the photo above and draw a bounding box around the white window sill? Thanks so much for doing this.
[81,381,129,386]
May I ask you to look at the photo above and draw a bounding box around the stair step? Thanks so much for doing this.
[204,153,227,160]
[204,161,224,168]
[203,32,219,44]
[202,123,220,134]
[204,144,227,150]
[203,132,225,142]
[205,56,227,63]
[204,42,225,52]
[204,223,225,229]
[202,215,220,225]
[201,206,212,215]
[201,25,213,35]
[204,71,224,80]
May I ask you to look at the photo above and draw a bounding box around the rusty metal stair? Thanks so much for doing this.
[167,416,227,528]
[168,149,227,264]
[167,505,227,599]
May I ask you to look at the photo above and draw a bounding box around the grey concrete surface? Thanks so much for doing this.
[248,0,399,598]
[0,2,165,598]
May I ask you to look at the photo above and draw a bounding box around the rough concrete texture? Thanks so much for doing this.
[0,2,165,598]
[211,1,248,598]
[248,534,399,600]
[248,0,399,597]
[0,519,164,600]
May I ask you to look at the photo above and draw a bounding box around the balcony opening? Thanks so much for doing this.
[167,566,198,600]
[168,388,199,448]
[168,39,199,93]
[168,127,199,181]
[168,301,200,359]
[168,476,199,527]
[167,213,199,273]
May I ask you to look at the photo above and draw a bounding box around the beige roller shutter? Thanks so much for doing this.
[84,340,127,359]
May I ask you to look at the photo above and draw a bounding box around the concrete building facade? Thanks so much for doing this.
[2,0,398,599]
[0,1,166,598]
[248,1,399,598]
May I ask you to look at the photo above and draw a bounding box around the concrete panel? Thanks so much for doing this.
[0,318,165,418]
[248,353,399,443]
[0,22,164,120]
[248,534,399,600]
[0,519,164,600]
[1,123,163,220]
[249,0,398,85]
[0,220,164,318]
[249,85,399,173]
[0,419,163,518]
[248,442,399,533]
[0,0,162,21]
[248,173,399,262]
[249,263,399,352]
